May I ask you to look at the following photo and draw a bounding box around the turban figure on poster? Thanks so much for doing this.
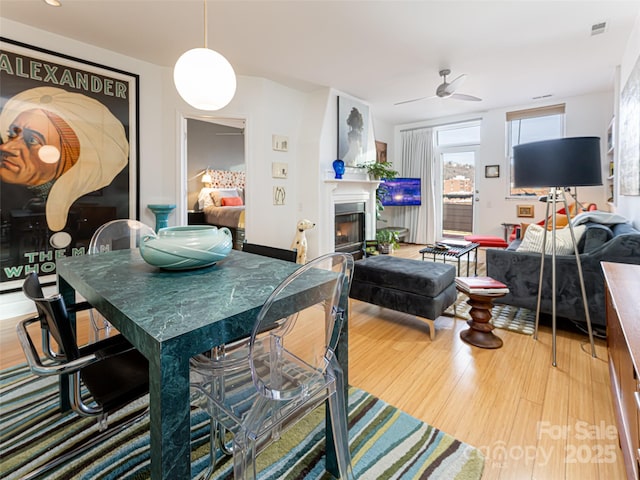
[0,87,129,239]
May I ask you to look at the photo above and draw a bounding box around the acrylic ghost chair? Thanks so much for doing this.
[87,219,156,341]
[190,239,300,464]
[16,272,149,480]
[190,252,355,480]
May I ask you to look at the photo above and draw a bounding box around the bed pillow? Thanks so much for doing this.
[210,188,240,207]
[221,196,243,207]
[198,188,216,209]
[516,223,586,255]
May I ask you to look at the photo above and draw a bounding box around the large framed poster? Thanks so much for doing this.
[0,38,139,293]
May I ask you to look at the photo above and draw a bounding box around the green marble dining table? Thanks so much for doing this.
[55,248,348,479]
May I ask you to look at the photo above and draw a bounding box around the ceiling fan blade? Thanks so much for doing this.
[444,74,467,94]
[394,95,432,105]
[450,93,482,102]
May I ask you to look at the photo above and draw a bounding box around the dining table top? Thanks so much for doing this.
[56,248,301,357]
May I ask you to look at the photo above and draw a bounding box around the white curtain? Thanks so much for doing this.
[399,128,437,244]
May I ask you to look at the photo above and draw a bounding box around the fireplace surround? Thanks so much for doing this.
[335,202,365,258]
[321,169,379,257]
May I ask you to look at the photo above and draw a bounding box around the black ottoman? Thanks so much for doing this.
[349,255,457,339]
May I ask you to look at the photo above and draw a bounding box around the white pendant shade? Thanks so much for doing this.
[173,47,237,111]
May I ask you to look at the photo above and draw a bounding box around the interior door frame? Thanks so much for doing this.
[176,113,248,226]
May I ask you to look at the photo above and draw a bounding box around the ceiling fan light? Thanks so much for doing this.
[173,47,237,111]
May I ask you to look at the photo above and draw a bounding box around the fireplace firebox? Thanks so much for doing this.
[335,202,365,259]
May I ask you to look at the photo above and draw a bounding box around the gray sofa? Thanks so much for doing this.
[486,219,640,334]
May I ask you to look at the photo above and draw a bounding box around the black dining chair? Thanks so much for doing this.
[16,272,149,479]
[242,241,297,262]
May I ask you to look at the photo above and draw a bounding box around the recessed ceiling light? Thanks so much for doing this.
[44,0,62,6]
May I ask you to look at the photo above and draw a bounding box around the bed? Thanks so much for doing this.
[197,175,246,248]
[203,205,245,230]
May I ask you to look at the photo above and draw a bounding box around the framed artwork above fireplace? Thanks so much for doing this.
[337,96,370,167]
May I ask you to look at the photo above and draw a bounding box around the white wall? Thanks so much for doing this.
[389,91,615,240]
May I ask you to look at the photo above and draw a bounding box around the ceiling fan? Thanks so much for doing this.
[395,69,482,105]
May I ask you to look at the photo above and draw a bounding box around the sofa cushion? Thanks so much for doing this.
[516,223,586,255]
[578,223,613,253]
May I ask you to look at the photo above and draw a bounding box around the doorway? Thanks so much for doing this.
[177,115,247,225]
[440,149,476,238]
[434,121,480,240]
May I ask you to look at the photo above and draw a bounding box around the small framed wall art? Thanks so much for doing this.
[272,162,288,179]
[485,165,500,178]
[517,205,534,218]
[273,186,286,205]
[272,135,289,152]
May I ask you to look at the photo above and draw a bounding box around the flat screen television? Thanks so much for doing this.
[379,177,421,206]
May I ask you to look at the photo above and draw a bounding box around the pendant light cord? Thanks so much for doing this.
[203,0,208,48]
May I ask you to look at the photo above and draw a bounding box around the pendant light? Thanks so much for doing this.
[173,0,236,110]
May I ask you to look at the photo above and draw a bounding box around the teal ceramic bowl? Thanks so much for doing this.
[139,225,232,270]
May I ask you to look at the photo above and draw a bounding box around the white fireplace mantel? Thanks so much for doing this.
[320,170,380,255]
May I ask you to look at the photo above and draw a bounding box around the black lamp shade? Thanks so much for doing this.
[513,137,602,188]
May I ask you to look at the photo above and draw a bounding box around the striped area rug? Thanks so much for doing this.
[0,364,484,479]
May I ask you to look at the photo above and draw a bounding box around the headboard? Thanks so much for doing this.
[208,170,245,189]
[197,170,246,210]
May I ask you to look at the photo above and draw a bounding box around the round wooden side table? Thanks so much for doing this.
[457,287,506,349]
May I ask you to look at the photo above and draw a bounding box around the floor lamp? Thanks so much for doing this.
[513,137,602,367]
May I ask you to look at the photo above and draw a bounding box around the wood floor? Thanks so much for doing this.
[0,244,625,479]
[349,245,624,480]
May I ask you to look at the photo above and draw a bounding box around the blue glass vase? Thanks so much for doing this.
[332,159,345,179]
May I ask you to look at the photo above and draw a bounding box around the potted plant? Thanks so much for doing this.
[362,161,398,181]
[358,161,399,220]
[375,229,400,254]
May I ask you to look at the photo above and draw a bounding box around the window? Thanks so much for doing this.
[437,122,481,147]
[507,104,565,196]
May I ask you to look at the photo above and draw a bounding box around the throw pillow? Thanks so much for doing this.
[544,214,568,230]
[516,223,586,255]
[197,187,216,209]
[210,188,240,207]
[221,196,243,207]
